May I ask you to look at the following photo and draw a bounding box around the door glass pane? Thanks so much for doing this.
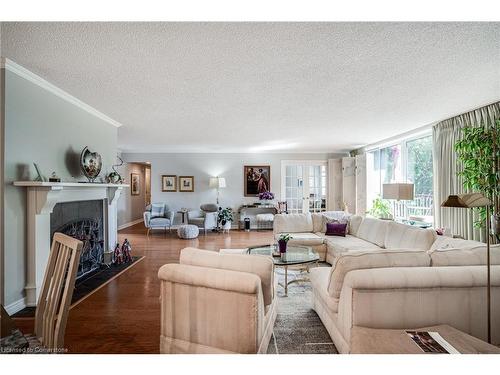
[283,162,327,213]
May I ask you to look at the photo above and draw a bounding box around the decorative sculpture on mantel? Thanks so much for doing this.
[80,146,103,182]
[106,154,124,184]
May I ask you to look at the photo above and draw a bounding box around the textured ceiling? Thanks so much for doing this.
[1,22,499,153]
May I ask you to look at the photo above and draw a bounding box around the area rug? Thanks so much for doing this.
[11,256,144,318]
[267,264,338,354]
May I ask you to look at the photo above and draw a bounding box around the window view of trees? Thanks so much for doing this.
[366,134,434,223]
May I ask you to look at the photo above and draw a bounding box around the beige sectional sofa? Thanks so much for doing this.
[275,212,500,352]
[273,212,436,263]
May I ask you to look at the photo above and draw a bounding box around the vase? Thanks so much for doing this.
[222,221,232,232]
[278,240,287,253]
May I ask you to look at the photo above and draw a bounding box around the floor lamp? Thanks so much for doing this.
[441,193,492,343]
[209,176,226,205]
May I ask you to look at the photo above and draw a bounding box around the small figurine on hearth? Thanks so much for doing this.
[122,239,132,263]
[113,243,123,265]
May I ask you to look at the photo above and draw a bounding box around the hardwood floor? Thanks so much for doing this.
[14,224,274,353]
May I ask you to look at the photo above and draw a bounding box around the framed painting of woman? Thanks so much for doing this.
[244,165,270,197]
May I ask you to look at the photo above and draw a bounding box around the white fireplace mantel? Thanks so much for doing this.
[14,181,129,306]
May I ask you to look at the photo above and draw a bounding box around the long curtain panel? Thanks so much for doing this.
[433,101,500,241]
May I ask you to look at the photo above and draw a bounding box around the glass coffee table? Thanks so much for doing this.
[247,245,319,296]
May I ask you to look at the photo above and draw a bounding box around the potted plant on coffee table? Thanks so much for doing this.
[277,233,292,254]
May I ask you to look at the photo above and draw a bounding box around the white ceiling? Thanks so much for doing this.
[1,22,499,153]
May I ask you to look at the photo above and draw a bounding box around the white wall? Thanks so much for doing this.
[120,152,346,225]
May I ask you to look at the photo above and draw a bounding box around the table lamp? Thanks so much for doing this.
[382,183,414,219]
[209,176,226,205]
[441,192,492,343]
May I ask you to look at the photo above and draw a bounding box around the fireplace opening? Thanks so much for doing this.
[50,200,105,279]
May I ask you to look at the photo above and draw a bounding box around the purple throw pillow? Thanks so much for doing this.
[326,222,347,237]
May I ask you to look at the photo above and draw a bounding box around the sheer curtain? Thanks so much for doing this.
[433,101,500,241]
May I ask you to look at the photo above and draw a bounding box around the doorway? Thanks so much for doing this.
[144,165,151,206]
[281,160,328,214]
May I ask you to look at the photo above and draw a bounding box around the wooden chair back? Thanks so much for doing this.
[34,232,83,350]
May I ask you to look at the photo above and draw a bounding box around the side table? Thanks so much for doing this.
[350,325,500,354]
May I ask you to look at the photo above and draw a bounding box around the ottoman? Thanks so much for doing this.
[177,224,199,239]
[256,213,274,230]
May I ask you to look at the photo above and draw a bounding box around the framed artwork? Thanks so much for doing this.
[131,173,140,195]
[179,176,194,192]
[161,175,177,192]
[244,165,270,197]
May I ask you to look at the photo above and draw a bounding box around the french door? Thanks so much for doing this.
[281,160,328,214]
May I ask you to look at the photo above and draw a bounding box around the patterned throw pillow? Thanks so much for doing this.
[322,216,339,233]
[151,203,165,218]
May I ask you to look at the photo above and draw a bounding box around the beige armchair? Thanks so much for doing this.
[158,247,277,354]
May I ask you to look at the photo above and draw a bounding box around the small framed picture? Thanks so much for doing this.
[131,173,140,195]
[161,175,177,192]
[178,176,194,192]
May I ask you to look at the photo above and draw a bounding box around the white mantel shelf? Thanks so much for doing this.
[14,180,129,307]
[14,181,130,188]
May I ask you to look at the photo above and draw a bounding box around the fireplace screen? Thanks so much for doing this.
[51,200,105,278]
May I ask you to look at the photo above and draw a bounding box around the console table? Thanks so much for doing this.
[237,204,277,230]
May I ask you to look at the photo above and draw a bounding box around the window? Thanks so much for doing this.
[366,134,433,223]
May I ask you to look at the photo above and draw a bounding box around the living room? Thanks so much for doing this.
[1,2,499,373]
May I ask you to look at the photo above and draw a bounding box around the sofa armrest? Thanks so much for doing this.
[165,210,175,223]
[158,263,265,353]
[158,263,261,294]
[143,211,151,227]
[337,265,500,347]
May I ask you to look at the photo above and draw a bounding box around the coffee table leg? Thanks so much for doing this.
[284,265,288,296]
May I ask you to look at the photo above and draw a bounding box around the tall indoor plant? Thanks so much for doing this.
[454,119,500,238]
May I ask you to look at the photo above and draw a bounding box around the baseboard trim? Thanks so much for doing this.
[5,297,27,315]
[118,218,143,230]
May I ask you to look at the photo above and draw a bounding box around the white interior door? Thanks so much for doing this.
[282,161,327,214]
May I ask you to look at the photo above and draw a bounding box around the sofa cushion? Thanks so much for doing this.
[348,215,363,236]
[355,217,389,247]
[310,267,339,313]
[312,211,350,233]
[430,244,500,266]
[430,236,482,251]
[179,247,274,306]
[150,217,171,227]
[384,221,436,250]
[324,234,381,259]
[151,203,165,218]
[274,213,313,233]
[274,232,324,246]
[327,249,431,298]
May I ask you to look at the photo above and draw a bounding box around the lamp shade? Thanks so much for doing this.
[441,193,491,208]
[209,177,226,189]
[382,183,414,200]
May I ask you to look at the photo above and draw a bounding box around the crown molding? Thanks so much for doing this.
[0,57,122,128]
